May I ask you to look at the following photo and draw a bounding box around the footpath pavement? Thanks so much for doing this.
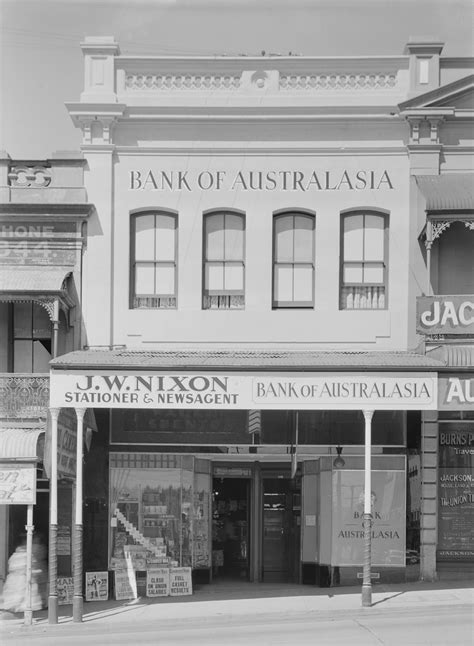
[1,579,472,634]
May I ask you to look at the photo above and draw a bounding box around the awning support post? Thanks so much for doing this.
[24,504,34,626]
[48,407,60,624]
[362,409,374,608]
[52,299,60,359]
[73,408,86,623]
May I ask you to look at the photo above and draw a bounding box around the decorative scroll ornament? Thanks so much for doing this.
[464,220,474,231]
[0,375,50,418]
[431,220,452,242]
[8,165,52,187]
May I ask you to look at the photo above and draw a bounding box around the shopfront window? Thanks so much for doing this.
[203,211,245,309]
[273,212,315,308]
[131,211,177,309]
[12,302,51,373]
[340,211,388,309]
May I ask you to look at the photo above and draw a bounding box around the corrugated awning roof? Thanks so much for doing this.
[0,266,71,294]
[0,426,45,461]
[50,348,445,371]
[426,345,474,368]
[416,174,474,213]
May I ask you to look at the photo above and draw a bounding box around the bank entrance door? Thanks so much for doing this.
[262,477,300,583]
[212,477,250,580]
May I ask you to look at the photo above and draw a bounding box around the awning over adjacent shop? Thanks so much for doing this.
[0,425,45,460]
[416,174,474,213]
[426,344,474,367]
[0,266,71,294]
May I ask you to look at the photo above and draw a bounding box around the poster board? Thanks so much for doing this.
[85,571,109,601]
[57,577,73,605]
[0,464,36,504]
[114,569,137,601]
[169,567,192,596]
[146,568,170,597]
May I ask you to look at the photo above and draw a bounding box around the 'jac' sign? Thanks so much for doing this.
[416,296,474,335]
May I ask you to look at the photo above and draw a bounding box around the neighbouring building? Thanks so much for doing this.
[1,36,473,618]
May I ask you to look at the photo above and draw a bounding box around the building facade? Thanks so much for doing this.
[1,36,473,617]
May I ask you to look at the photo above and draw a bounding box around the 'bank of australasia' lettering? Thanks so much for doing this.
[129,169,394,191]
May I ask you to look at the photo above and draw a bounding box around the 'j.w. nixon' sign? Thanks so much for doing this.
[50,372,437,411]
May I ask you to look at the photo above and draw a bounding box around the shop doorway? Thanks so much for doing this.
[212,478,250,580]
[262,478,300,583]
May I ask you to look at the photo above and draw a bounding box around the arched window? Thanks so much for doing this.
[340,211,388,309]
[203,211,245,309]
[131,211,177,309]
[273,212,315,308]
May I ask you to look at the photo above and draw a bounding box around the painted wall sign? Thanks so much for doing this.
[0,464,36,505]
[331,470,406,567]
[416,296,474,335]
[438,376,474,410]
[129,169,394,192]
[0,221,77,266]
[437,424,474,560]
[50,371,437,411]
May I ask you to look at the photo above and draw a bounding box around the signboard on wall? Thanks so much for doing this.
[416,295,474,335]
[438,376,474,411]
[85,571,109,601]
[438,424,474,560]
[0,463,36,504]
[57,577,73,605]
[331,469,406,567]
[50,371,437,411]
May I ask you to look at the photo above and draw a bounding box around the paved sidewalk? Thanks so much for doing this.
[1,579,472,631]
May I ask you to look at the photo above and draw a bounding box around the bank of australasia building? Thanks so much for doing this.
[1,37,473,610]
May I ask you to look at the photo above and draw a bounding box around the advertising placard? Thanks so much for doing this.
[51,371,437,411]
[146,568,170,597]
[438,376,474,411]
[85,571,109,601]
[57,577,73,605]
[331,469,406,567]
[416,295,474,335]
[169,567,192,596]
[114,569,137,601]
[0,464,36,505]
[438,424,474,560]
[57,525,71,556]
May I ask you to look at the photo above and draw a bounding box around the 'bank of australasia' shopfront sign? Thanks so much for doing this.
[50,372,437,411]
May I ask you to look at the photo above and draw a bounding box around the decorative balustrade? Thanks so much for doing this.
[0,374,50,418]
[280,72,398,90]
[125,73,242,91]
[340,286,386,310]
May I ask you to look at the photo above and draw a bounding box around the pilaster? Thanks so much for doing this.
[420,409,438,581]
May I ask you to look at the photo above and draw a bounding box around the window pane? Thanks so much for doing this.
[13,339,32,372]
[33,340,51,373]
[155,214,176,262]
[343,215,364,261]
[135,263,155,295]
[274,264,293,302]
[224,264,244,291]
[205,263,224,291]
[364,263,384,284]
[364,215,384,261]
[135,215,155,260]
[33,304,51,339]
[206,214,225,260]
[294,216,314,262]
[155,265,175,295]
[274,216,294,262]
[224,214,244,260]
[293,264,313,302]
[14,302,32,338]
[343,263,363,283]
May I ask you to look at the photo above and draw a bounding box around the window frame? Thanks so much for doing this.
[272,211,316,309]
[10,302,52,373]
[202,209,246,310]
[339,209,389,310]
[130,210,178,310]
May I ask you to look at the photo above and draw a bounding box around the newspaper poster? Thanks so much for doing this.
[85,571,109,601]
[114,568,137,601]
[169,567,192,596]
[57,577,73,605]
[146,568,170,597]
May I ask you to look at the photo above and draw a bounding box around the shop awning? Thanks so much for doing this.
[416,174,474,213]
[50,348,445,371]
[426,345,474,368]
[0,266,71,294]
[0,426,45,461]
